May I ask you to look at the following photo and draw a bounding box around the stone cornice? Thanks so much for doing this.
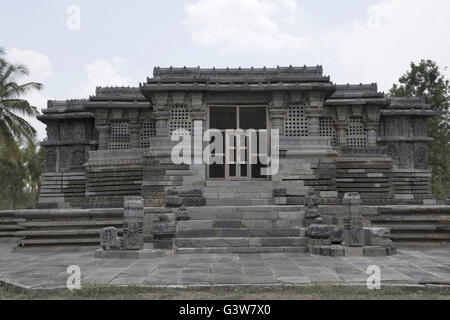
[140,82,335,94]
[380,109,437,117]
[325,98,388,106]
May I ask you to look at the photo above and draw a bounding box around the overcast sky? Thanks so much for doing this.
[2,0,449,140]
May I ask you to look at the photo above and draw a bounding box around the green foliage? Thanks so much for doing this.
[390,60,450,200]
[0,46,42,163]
[0,144,44,209]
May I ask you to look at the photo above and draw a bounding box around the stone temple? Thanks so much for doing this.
[38,66,436,209]
[3,66,448,252]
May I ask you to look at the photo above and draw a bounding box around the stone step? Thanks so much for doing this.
[204,192,273,199]
[175,237,308,248]
[177,228,303,238]
[176,247,309,254]
[373,215,442,223]
[15,228,123,237]
[389,233,450,241]
[206,199,274,206]
[373,224,444,231]
[19,238,101,246]
[19,220,123,228]
[0,225,25,231]
[205,181,273,187]
[0,231,19,237]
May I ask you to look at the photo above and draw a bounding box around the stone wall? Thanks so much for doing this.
[37,100,96,208]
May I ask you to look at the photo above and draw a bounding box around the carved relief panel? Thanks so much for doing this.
[414,143,429,169]
[59,121,73,141]
[45,148,57,172]
[46,122,58,142]
[398,142,414,169]
[414,118,427,137]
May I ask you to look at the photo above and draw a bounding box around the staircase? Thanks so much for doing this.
[0,211,24,239]
[175,205,308,253]
[372,206,450,245]
[203,181,274,206]
[13,208,123,248]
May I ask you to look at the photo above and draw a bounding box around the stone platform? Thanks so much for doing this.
[1,242,449,289]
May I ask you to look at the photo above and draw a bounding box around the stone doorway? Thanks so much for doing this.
[208,105,268,180]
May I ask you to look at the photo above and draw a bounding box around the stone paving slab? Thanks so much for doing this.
[0,243,449,290]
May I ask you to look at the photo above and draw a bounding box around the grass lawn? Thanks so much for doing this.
[1,284,450,300]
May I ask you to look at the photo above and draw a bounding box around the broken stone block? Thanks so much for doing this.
[100,227,121,251]
[307,218,331,239]
[176,205,190,221]
[330,227,343,244]
[153,210,176,249]
[165,195,184,207]
[364,227,393,246]
[178,189,203,197]
[183,197,206,207]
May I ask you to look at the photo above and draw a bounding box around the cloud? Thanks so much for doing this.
[331,0,450,90]
[76,58,132,97]
[183,0,310,51]
[6,48,53,142]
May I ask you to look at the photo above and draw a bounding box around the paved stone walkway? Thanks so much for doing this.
[0,243,449,289]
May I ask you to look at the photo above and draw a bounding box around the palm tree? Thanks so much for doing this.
[0,47,42,162]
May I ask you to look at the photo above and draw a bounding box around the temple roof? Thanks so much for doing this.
[387,97,431,109]
[149,66,331,84]
[89,86,147,102]
[325,83,388,106]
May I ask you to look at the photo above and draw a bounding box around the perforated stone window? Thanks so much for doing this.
[109,120,130,150]
[319,117,337,146]
[284,105,308,137]
[140,119,156,148]
[347,117,367,148]
[169,105,191,135]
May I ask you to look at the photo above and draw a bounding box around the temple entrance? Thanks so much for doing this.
[208,105,268,180]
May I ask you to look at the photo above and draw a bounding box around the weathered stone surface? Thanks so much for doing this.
[100,227,121,251]
[273,189,287,197]
[330,228,343,244]
[307,218,331,239]
[364,227,393,246]
[122,197,144,250]
[342,192,364,247]
[165,196,183,207]
[364,246,387,257]
[175,205,190,221]
[153,211,176,240]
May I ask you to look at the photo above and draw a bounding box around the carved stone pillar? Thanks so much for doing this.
[152,92,170,137]
[269,109,287,134]
[94,109,110,150]
[307,115,320,137]
[307,91,325,137]
[366,122,378,148]
[335,122,348,147]
[270,92,288,134]
[129,122,141,149]
[96,125,110,150]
